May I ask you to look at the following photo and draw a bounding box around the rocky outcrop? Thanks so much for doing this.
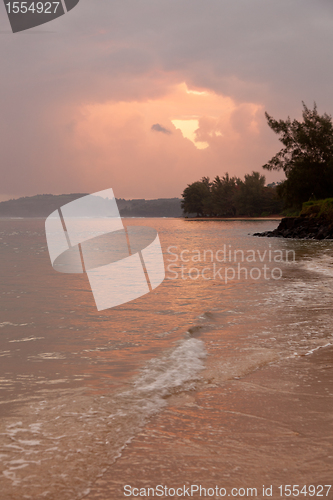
[254,216,333,239]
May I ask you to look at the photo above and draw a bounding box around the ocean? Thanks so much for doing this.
[0,218,332,499]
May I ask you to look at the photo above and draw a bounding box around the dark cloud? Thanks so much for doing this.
[151,123,172,134]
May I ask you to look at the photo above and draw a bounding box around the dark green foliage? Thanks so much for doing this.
[276,157,333,209]
[211,173,240,216]
[236,172,266,217]
[300,198,333,221]
[181,172,283,217]
[263,103,333,208]
[181,178,212,217]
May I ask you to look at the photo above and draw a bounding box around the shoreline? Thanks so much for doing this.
[85,343,333,500]
[255,216,333,239]
[0,216,282,222]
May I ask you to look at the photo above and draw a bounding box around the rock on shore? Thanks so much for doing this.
[254,216,333,240]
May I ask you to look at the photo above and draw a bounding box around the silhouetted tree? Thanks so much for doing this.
[211,173,240,216]
[263,102,333,208]
[181,172,282,217]
[181,178,212,216]
[236,172,266,216]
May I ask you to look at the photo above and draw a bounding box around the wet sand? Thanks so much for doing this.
[85,346,333,500]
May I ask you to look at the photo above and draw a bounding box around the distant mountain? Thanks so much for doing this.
[0,194,183,218]
[117,198,183,217]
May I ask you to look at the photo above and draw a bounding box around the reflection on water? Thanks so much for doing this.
[0,218,333,498]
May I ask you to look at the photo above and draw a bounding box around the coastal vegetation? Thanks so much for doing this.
[300,198,333,221]
[181,172,282,217]
[263,103,333,209]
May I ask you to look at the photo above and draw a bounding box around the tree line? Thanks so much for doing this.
[182,103,333,217]
[181,172,282,217]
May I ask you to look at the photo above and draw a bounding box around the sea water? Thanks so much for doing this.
[0,218,332,499]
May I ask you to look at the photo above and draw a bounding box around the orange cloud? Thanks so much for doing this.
[67,82,281,198]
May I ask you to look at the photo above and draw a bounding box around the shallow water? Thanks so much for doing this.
[0,218,332,499]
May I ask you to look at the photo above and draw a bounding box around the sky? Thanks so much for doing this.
[1,0,333,200]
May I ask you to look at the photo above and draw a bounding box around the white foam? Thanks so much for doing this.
[28,352,66,360]
[302,254,333,278]
[0,338,206,499]
[133,338,206,397]
[0,322,33,329]
[305,342,333,356]
[9,337,44,343]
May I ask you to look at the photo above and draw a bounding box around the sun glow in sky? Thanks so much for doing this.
[171,119,209,149]
[74,82,261,151]
[1,1,332,199]
[0,73,277,199]
[57,81,271,198]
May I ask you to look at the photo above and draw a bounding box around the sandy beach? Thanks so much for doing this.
[85,345,333,500]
